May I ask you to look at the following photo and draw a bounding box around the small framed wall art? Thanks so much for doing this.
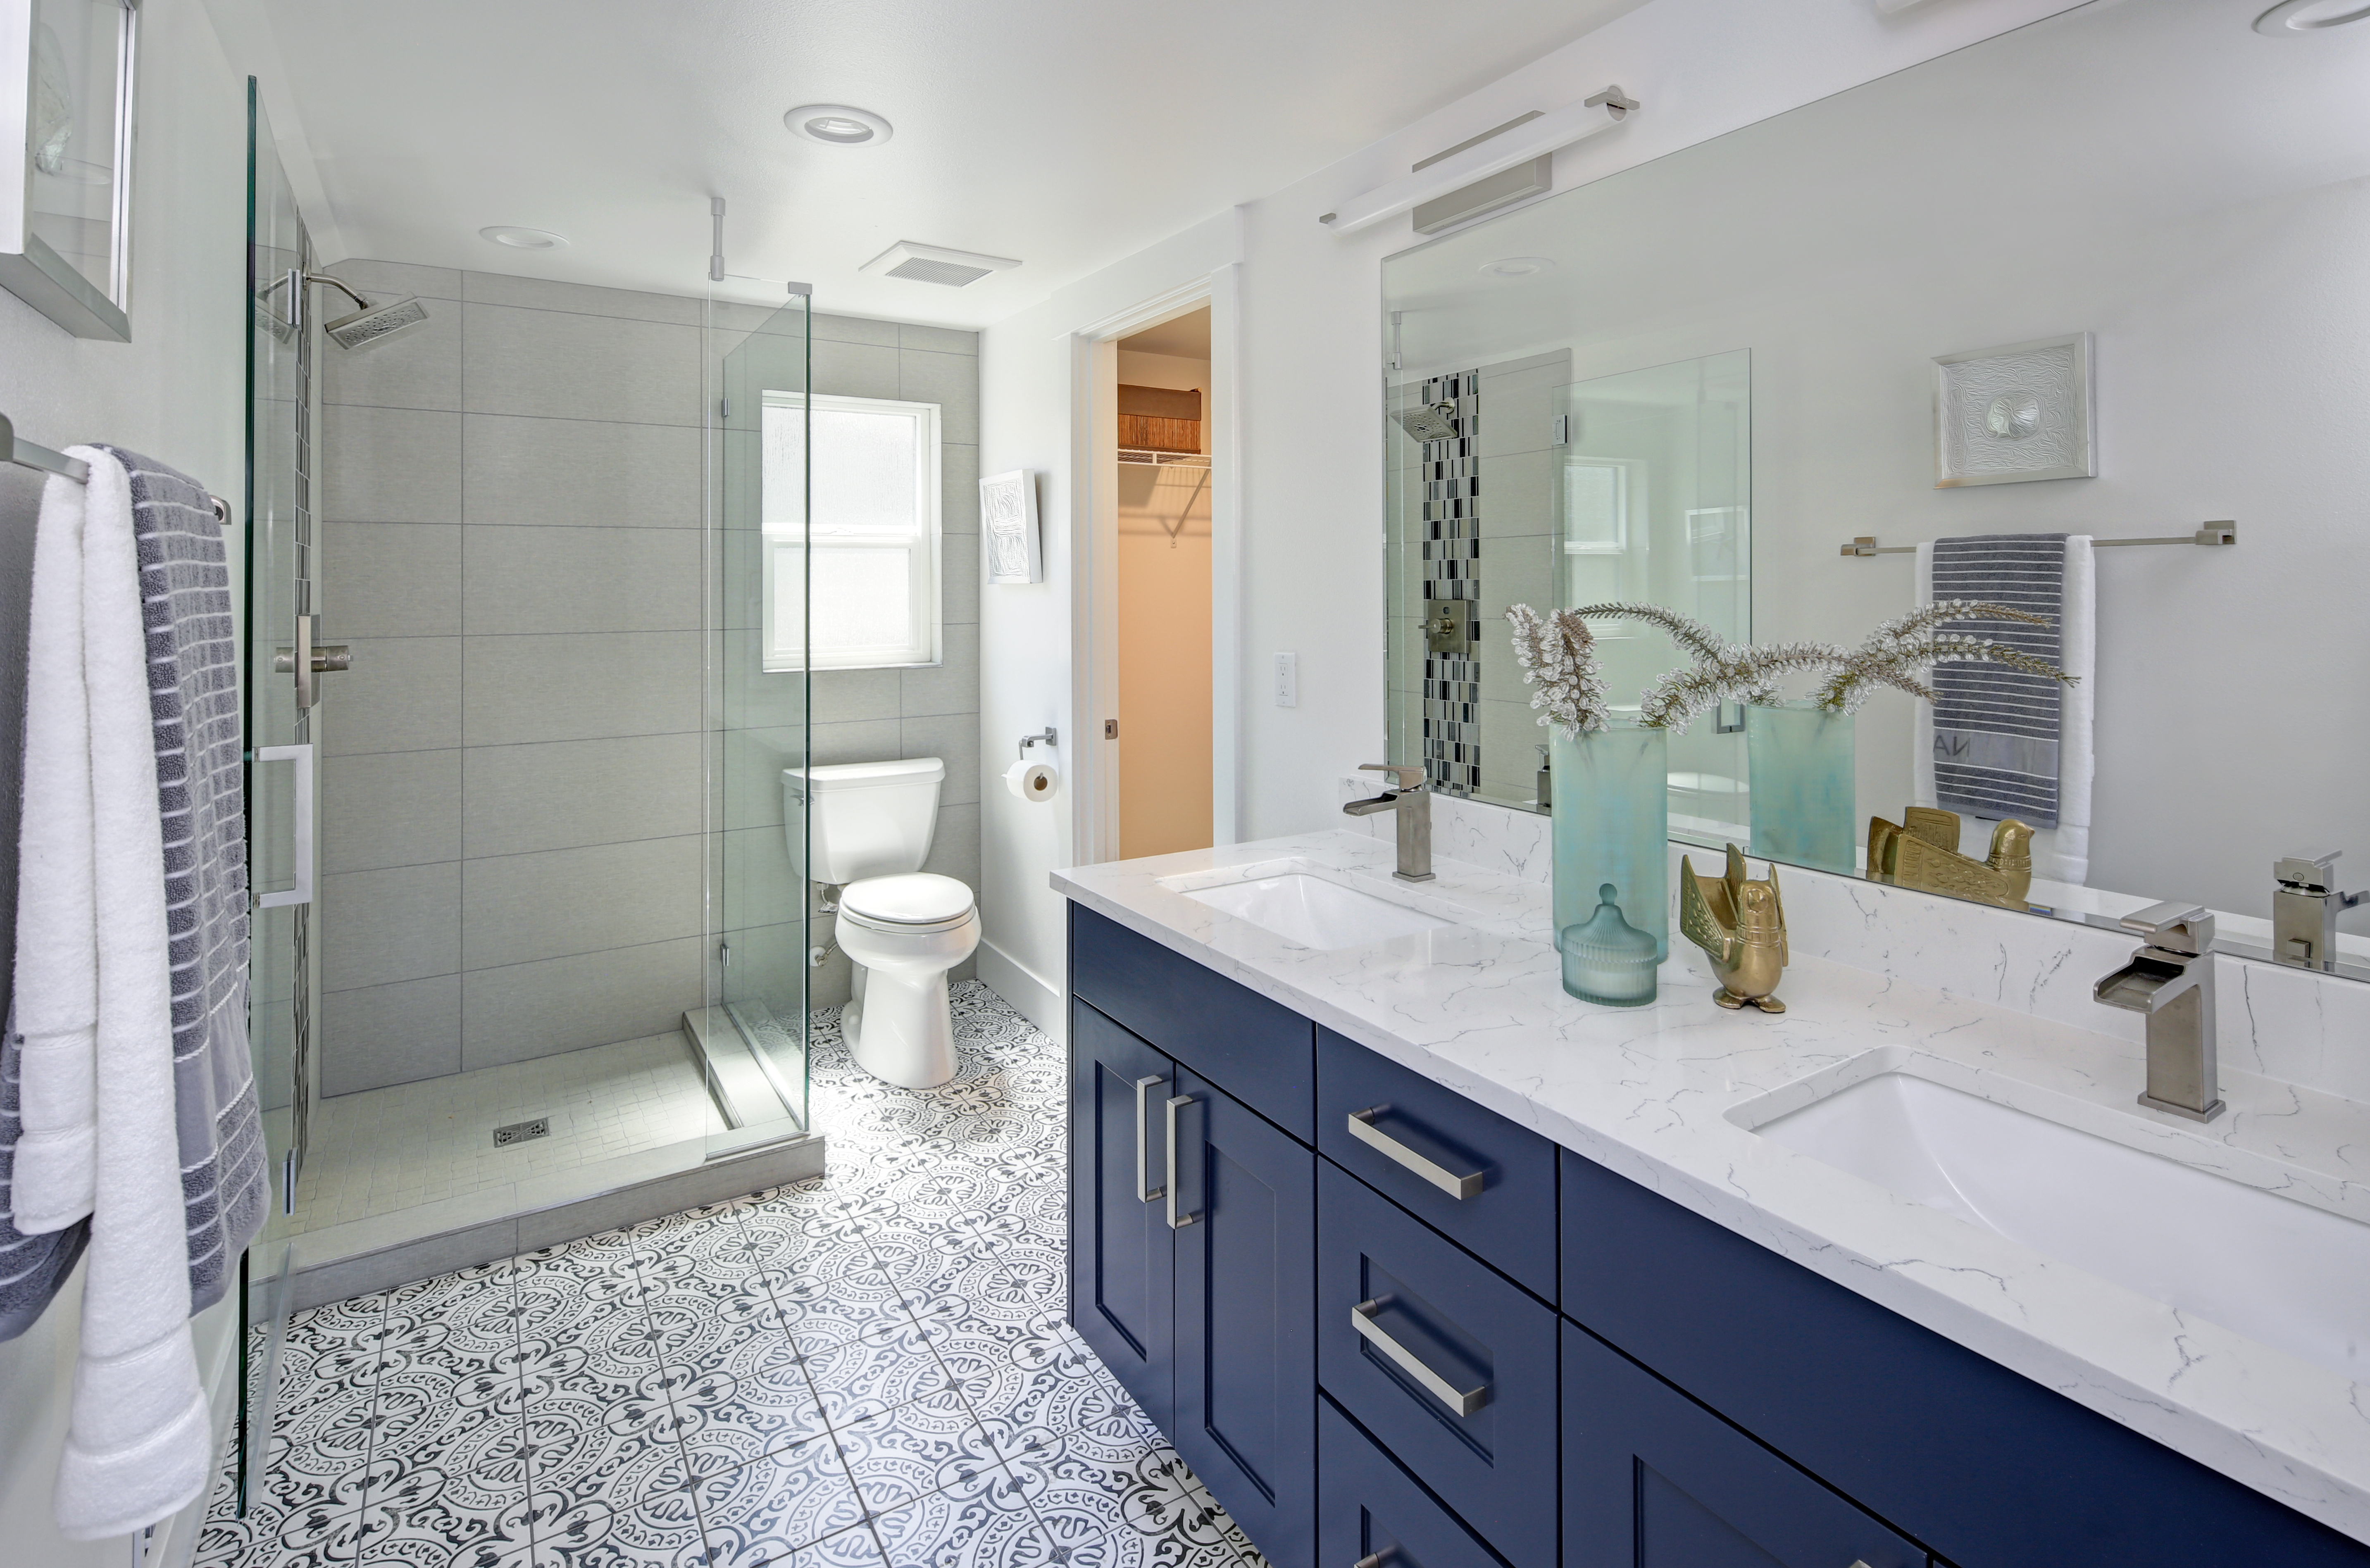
[981,468,1043,584]
[1932,332,2094,487]
[2,0,139,339]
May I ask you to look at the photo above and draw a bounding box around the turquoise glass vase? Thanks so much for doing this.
[1549,723,1669,1006]
[1745,701,1857,876]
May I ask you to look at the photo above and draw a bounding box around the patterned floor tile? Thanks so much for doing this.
[208,985,1257,1568]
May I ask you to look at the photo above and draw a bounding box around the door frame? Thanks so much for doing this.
[1065,264,1243,866]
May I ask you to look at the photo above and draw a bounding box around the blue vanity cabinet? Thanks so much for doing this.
[1563,1318,1922,1568]
[1067,999,1178,1436]
[1558,1147,2370,1568]
[1316,1161,1558,1568]
[1170,1067,1318,1568]
[1319,1397,1507,1568]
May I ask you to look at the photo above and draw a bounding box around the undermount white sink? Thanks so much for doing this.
[1184,872,1454,951]
[1754,1071,2370,1383]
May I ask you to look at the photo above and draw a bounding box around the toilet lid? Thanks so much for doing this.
[841,873,976,931]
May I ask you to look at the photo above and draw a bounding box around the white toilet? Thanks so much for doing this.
[782,757,979,1090]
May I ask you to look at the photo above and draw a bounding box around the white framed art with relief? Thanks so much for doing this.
[981,468,1043,584]
[0,0,138,340]
[1932,331,2094,487]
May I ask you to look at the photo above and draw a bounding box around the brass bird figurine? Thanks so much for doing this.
[1679,844,1789,1014]
[1865,807,2034,909]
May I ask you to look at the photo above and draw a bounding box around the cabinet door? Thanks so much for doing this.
[1069,1000,1177,1437]
[1171,1069,1317,1568]
[1564,1320,1923,1568]
[1320,1397,1504,1568]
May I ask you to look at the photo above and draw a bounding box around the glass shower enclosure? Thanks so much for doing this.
[237,89,818,1501]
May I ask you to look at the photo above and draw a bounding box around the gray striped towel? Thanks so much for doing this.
[1930,533,2067,829]
[98,447,265,1315]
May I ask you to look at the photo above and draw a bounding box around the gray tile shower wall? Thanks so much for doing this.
[317,265,982,1090]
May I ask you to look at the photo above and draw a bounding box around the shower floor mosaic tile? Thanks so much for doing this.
[197,982,1269,1568]
[289,1032,718,1234]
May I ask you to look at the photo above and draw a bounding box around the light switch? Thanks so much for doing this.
[1274,652,1299,708]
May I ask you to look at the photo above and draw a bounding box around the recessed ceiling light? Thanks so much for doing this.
[785,104,893,146]
[2254,0,2370,31]
[1481,256,1554,278]
[480,226,567,250]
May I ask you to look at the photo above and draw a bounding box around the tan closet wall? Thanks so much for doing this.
[1115,345,1213,857]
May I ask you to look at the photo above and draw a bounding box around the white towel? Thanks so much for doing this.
[1913,535,2097,886]
[13,450,211,1539]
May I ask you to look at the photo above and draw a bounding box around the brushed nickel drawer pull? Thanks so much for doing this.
[1165,1094,1199,1229]
[1134,1075,1167,1203]
[1353,1552,1396,1568]
[1351,1296,1489,1416]
[1347,1105,1484,1199]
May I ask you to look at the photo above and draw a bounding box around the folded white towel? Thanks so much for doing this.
[17,450,210,1539]
[12,469,98,1233]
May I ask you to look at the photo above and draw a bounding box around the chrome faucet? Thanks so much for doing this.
[2272,850,2366,970]
[1343,764,1434,882]
[2093,902,2223,1123]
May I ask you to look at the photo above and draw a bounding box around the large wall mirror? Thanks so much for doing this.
[1383,0,2370,970]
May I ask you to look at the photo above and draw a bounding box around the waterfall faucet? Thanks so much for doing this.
[2272,850,2366,969]
[2093,902,2223,1123]
[1343,764,1434,882]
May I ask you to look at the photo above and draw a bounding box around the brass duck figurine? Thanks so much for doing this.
[1865,807,2034,909]
[1679,844,1789,1014]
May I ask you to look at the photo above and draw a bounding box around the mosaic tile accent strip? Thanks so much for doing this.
[1419,369,1482,794]
[199,981,1269,1568]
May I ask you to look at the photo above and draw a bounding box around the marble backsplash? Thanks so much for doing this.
[1336,777,2370,1104]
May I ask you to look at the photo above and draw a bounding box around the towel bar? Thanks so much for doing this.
[4,409,232,524]
[1840,523,2236,557]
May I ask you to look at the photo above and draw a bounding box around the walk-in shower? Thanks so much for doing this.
[237,76,822,1505]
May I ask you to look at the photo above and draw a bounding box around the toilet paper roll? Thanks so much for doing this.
[1005,760,1058,801]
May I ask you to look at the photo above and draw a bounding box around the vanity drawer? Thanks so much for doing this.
[1317,1161,1559,1568]
[1319,1397,1504,1568]
[1317,1027,1558,1301]
[1070,902,1315,1141]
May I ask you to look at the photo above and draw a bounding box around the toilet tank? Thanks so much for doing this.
[782,757,946,885]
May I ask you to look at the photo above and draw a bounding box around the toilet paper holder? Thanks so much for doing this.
[1018,728,1058,760]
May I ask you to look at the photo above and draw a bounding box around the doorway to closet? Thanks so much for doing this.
[1109,306,1214,858]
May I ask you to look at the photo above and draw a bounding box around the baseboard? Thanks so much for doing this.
[977,939,1064,1042]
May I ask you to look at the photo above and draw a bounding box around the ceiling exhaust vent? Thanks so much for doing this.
[859,240,1022,287]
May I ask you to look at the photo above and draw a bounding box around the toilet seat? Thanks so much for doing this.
[840,872,977,935]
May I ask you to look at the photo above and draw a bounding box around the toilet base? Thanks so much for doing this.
[843,961,958,1089]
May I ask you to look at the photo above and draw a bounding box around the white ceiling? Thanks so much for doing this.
[252,0,1651,326]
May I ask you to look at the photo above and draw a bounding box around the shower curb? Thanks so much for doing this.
[277,1131,828,1312]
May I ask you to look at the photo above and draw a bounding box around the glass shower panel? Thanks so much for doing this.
[1558,350,1751,840]
[240,76,311,1512]
[706,294,812,1144]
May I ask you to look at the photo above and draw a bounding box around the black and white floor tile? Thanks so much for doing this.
[197,982,1269,1568]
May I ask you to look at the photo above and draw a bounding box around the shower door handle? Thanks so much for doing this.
[255,743,314,910]
[272,614,350,711]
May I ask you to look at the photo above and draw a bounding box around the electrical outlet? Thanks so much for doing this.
[1274,652,1299,707]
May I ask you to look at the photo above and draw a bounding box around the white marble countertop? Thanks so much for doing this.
[1052,830,2370,1544]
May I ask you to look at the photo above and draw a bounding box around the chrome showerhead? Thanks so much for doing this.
[1396,400,1460,443]
[323,294,429,350]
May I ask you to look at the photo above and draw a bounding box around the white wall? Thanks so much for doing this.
[0,0,252,1560]
[975,0,2089,1031]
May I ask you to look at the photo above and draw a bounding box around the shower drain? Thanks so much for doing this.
[492,1117,550,1147]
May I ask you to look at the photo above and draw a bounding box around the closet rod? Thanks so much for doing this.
[1839,523,2236,557]
[2,411,233,524]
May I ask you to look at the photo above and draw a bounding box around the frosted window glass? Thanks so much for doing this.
[760,393,941,671]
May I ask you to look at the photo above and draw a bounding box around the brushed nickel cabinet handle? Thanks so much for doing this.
[1351,1296,1489,1416]
[1165,1095,1199,1229]
[1134,1075,1167,1203]
[1346,1106,1484,1199]
[1353,1552,1396,1568]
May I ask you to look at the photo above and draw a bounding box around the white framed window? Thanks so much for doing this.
[761,391,943,672]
